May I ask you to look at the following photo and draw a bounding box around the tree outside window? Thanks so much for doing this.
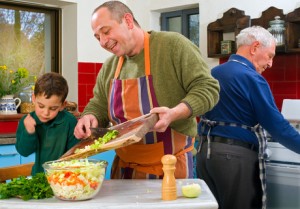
[0,2,60,79]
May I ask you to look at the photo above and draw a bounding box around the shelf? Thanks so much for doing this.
[0,114,24,121]
[207,8,250,58]
[0,111,81,122]
[286,8,300,51]
[207,6,300,56]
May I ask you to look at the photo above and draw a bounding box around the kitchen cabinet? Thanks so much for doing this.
[0,144,35,167]
[285,7,300,52]
[207,8,250,58]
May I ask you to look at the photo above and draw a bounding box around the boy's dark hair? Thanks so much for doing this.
[34,72,68,103]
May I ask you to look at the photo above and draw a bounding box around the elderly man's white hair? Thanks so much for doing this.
[236,25,276,48]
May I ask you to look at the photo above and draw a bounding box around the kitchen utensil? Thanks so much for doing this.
[59,113,158,160]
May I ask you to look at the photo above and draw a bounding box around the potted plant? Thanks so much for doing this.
[0,65,32,114]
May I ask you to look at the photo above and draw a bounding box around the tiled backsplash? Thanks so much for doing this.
[78,54,300,112]
[78,62,102,112]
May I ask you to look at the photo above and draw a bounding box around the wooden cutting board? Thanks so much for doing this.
[59,113,158,160]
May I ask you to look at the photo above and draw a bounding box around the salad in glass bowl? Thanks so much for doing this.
[43,158,107,201]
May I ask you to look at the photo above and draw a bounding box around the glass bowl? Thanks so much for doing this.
[43,158,107,201]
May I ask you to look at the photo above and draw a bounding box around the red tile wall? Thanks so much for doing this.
[78,55,300,113]
[220,54,300,111]
[78,62,103,112]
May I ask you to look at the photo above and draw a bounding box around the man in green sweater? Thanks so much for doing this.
[16,72,79,175]
[74,0,219,179]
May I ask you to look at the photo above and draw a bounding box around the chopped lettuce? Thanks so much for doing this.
[45,159,106,200]
[75,130,119,154]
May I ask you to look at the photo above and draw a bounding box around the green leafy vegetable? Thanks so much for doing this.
[0,172,53,200]
[75,130,119,154]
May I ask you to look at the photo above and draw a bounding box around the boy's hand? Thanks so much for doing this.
[23,114,36,134]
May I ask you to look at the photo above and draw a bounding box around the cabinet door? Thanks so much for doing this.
[0,145,20,167]
[20,153,35,164]
[89,150,116,180]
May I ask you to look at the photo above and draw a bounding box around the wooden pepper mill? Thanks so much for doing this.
[161,154,177,200]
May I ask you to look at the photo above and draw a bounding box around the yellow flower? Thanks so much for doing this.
[0,65,33,98]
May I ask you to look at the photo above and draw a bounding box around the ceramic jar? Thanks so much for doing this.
[0,95,21,114]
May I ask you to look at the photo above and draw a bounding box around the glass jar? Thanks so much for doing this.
[19,84,35,114]
[268,16,285,46]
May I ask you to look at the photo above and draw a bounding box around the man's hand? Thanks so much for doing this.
[74,114,98,139]
[23,114,36,134]
[150,102,191,132]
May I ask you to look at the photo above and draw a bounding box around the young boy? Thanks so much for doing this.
[16,72,80,175]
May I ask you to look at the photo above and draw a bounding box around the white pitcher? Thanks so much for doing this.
[0,95,21,114]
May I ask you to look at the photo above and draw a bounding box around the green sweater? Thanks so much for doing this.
[83,31,220,137]
[16,110,80,175]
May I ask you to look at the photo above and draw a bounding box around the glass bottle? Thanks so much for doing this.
[268,16,285,46]
[19,84,35,114]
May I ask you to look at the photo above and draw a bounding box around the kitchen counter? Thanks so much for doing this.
[0,179,218,209]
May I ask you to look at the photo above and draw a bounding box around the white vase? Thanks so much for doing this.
[0,95,21,114]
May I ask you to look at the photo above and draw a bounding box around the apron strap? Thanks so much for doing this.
[114,56,124,79]
[114,31,150,79]
[144,31,150,76]
[200,118,269,209]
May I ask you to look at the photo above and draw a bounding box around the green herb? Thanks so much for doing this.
[75,130,119,154]
[0,172,53,200]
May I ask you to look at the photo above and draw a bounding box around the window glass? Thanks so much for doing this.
[168,17,182,34]
[188,13,199,47]
[0,3,60,77]
[161,8,199,47]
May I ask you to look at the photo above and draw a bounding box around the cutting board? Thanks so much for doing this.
[59,113,158,160]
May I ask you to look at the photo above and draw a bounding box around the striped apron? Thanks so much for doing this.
[199,118,269,209]
[108,31,194,179]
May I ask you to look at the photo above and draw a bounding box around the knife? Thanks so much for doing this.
[89,113,153,139]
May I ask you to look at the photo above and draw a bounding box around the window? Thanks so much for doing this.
[161,8,199,47]
[0,1,61,77]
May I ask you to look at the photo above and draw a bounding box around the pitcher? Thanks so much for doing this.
[0,95,21,114]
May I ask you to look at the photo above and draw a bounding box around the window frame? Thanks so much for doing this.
[0,1,61,73]
[161,8,199,42]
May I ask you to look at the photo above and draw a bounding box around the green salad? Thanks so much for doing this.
[74,130,119,154]
[44,159,107,200]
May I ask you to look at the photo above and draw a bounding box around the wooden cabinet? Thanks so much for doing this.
[286,7,300,52]
[207,8,250,57]
[207,6,300,57]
